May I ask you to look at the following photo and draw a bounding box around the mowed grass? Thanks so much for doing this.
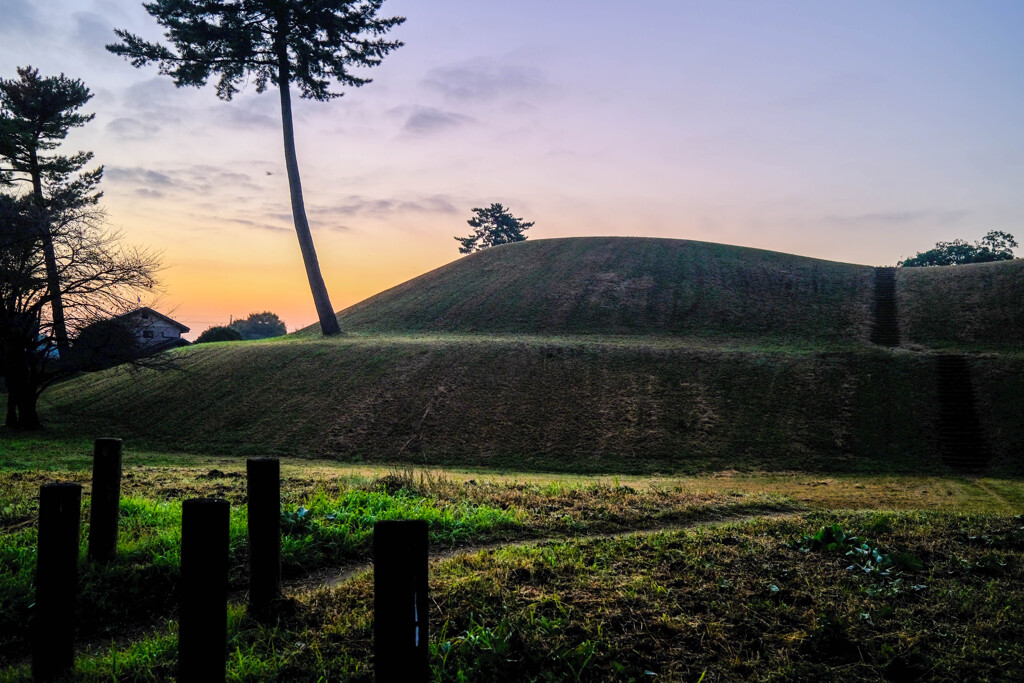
[3,510,1021,681]
[322,237,875,345]
[898,258,1024,352]
[29,339,1024,476]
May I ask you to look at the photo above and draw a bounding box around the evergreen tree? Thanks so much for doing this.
[108,1,406,337]
[0,66,102,356]
[455,203,534,254]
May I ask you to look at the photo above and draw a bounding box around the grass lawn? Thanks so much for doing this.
[1,437,1022,681]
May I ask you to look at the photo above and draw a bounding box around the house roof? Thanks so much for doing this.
[115,307,190,333]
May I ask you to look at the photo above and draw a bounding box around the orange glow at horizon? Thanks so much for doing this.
[131,207,460,339]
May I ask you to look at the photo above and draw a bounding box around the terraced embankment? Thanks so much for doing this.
[30,237,1024,475]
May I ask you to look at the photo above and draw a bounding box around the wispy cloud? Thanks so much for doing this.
[312,194,459,218]
[105,117,162,140]
[424,62,548,102]
[70,11,113,51]
[0,0,41,37]
[216,216,290,233]
[826,209,969,226]
[402,106,474,135]
[105,165,267,207]
[106,166,178,187]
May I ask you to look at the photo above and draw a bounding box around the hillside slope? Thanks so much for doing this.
[25,238,1024,474]
[325,238,875,347]
[899,258,1024,351]
[36,338,1024,474]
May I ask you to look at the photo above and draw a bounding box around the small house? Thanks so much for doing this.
[115,307,191,349]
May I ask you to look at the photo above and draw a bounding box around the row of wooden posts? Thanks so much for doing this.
[32,438,429,682]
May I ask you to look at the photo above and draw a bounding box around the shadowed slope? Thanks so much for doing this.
[323,238,875,346]
[899,259,1024,351]
[34,337,1024,475]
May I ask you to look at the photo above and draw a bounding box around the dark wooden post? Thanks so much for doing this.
[33,482,82,682]
[179,498,229,682]
[246,457,281,617]
[374,520,429,683]
[88,438,122,563]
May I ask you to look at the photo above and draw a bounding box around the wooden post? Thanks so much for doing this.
[88,438,122,563]
[179,498,229,682]
[33,482,82,682]
[374,520,429,683]
[246,457,281,617]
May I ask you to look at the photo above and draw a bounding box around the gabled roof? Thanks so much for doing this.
[115,307,190,333]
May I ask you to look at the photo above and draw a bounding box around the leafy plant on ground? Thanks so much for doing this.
[793,522,923,578]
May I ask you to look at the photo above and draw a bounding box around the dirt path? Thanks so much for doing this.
[285,510,804,594]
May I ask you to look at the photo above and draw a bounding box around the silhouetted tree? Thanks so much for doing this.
[230,311,286,340]
[108,1,406,337]
[68,318,141,371]
[899,231,1018,267]
[455,203,533,254]
[0,190,159,429]
[0,66,103,355]
[195,325,243,344]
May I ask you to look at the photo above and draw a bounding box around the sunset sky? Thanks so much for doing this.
[2,0,1022,337]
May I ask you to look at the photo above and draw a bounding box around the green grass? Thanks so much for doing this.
[29,340,1024,475]
[899,258,1024,352]
[318,238,876,345]
[0,433,205,471]
[0,484,525,665]
[4,454,1022,670]
[6,510,1020,681]
[4,464,807,666]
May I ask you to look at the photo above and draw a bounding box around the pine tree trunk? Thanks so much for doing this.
[28,153,71,356]
[276,46,341,336]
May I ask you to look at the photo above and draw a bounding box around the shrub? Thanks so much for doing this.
[195,325,243,344]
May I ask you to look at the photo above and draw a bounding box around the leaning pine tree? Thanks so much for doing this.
[108,1,406,336]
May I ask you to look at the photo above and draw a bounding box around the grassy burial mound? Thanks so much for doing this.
[327,237,876,347]
[32,237,1024,473]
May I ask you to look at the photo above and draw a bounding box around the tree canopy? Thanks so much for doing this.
[1,187,159,429]
[899,231,1018,267]
[108,1,406,337]
[455,203,534,254]
[1,67,159,429]
[67,318,142,371]
[230,311,287,340]
[0,66,103,354]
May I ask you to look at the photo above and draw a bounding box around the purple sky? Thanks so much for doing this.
[2,0,1022,334]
